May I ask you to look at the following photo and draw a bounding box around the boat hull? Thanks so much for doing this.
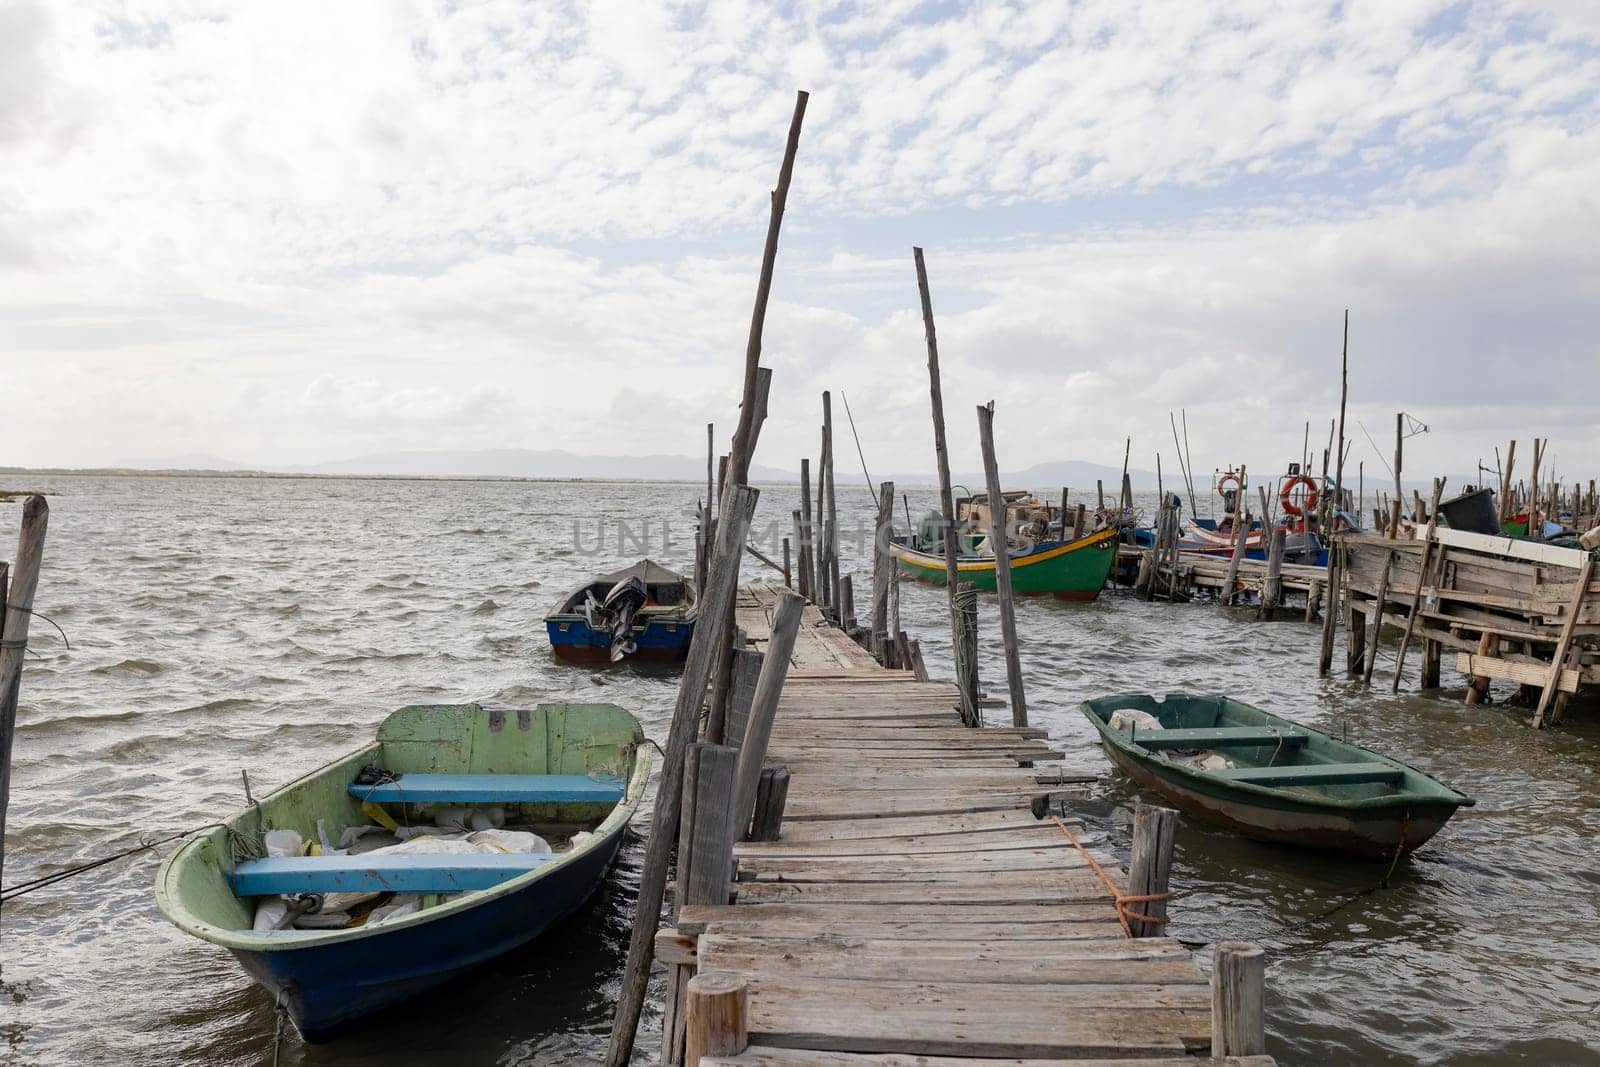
[544,615,694,663]
[891,528,1119,599]
[1098,741,1458,861]
[230,823,624,1041]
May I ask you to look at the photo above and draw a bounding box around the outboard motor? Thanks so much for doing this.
[601,575,649,662]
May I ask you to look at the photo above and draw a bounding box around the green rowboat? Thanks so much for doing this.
[156,702,650,1040]
[891,526,1120,600]
[1082,693,1473,860]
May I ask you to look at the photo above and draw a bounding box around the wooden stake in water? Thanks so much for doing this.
[0,495,49,922]
[976,401,1027,727]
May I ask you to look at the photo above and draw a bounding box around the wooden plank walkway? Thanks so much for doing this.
[677,582,1277,1065]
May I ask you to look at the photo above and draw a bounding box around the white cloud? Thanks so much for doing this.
[0,0,1596,480]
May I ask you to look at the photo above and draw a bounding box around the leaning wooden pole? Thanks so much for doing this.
[606,487,758,1066]
[913,247,973,724]
[1333,310,1350,523]
[1391,477,1446,690]
[976,402,1028,727]
[0,495,49,923]
[725,90,807,488]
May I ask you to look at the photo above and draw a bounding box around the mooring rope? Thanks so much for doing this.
[1052,815,1173,937]
[0,823,260,903]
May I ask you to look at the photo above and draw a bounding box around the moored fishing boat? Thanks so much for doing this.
[891,525,1120,599]
[544,559,695,663]
[1082,692,1472,860]
[895,489,1121,599]
[155,702,650,1041]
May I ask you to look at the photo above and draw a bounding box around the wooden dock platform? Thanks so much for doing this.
[663,581,1278,1065]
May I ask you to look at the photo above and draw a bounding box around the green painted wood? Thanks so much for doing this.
[1216,763,1404,787]
[1131,728,1308,751]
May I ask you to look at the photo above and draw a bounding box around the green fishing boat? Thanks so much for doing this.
[1082,693,1473,860]
[891,526,1120,599]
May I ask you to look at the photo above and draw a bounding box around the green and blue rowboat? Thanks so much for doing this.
[891,526,1120,600]
[155,702,650,1041]
[1082,692,1473,860]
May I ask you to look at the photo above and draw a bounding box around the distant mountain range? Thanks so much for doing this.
[106,449,1164,489]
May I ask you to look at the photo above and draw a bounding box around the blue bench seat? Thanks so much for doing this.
[349,773,624,805]
[1134,727,1308,750]
[228,853,554,895]
[1216,762,1404,788]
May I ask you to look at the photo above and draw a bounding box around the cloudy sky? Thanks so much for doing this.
[3,0,1598,484]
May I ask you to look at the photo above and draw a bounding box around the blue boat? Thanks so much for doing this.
[544,558,696,663]
[155,702,650,1041]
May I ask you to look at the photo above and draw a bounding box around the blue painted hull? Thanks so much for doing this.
[545,615,694,663]
[231,823,625,1041]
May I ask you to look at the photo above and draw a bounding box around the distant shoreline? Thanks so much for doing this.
[0,467,937,489]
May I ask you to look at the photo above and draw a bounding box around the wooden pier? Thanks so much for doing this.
[1118,545,1323,610]
[659,581,1277,1065]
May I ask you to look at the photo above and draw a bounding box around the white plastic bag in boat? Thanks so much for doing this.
[567,831,595,852]
[431,806,472,832]
[293,911,351,929]
[467,829,550,854]
[393,825,458,841]
[264,829,303,858]
[252,897,289,931]
[468,806,507,831]
[383,835,482,855]
[366,895,421,926]
[1109,709,1163,733]
[1196,753,1234,772]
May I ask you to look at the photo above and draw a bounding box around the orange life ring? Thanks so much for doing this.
[1216,472,1241,496]
[1279,475,1319,517]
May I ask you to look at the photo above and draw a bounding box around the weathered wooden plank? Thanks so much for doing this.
[738,974,1207,1058]
[770,809,1054,843]
[677,902,1127,937]
[738,847,1105,879]
[729,880,1118,906]
[704,1049,1277,1067]
[1454,652,1579,692]
[735,824,1078,858]
[782,792,1050,821]
[698,934,1205,985]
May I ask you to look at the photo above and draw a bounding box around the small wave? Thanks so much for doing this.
[91,658,166,677]
[472,599,499,614]
[173,698,256,717]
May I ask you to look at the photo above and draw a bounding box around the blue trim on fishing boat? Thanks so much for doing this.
[228,853,556,895]
[349,773,626,805]
[1131,727,1309,750]
[1216,763,1405,787]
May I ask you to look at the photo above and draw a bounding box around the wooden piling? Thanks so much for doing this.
[1073,503,1086,539]
[954,581,981,726]
[838,575,857,636]
[1346,601,1366,674]
[871,481,895,661]
[1127,804,1177,938]
[976,402,1027,727]
[1220,466,1249,605]
[781,536,791,589]
[1466,632,1498,705]
[913,248,966,709]
[1305,578,1322,624]
[823,393,841,617]
[1211,943,1267,1056]
[681,743,740,907]
[799,459,814,599]
[748,766,790,843]
[1260,526,1285,616]
[1362,548,1393,684]
[1391,477,1445,690]
[606,486,758,1067]
[685,971,749,1066]
[731,592,805,838]
[0,495,47,910]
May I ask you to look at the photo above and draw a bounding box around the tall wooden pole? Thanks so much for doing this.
[1393,411,1403,508]
[725,91,807,488]
[607,487,759,1066]
[976,402,1027,727]
[823,392,841,614]
[798,459,814,599]
[0,495,50,923]
[913,247,970,721]
[1334,311,1349,525]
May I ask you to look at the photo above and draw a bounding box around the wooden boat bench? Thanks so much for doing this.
[228,853,555,895]
[1132,727,1309,750]
[1216,762,1405,787]
[348,773,625,805]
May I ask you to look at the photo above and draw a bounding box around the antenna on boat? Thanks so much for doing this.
[839,390,876,491]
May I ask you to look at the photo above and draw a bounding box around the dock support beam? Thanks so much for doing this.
[1211,942,1267,1057]
[0,495,49,910]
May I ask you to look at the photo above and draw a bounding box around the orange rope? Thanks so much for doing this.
[1052,815,1173,937]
